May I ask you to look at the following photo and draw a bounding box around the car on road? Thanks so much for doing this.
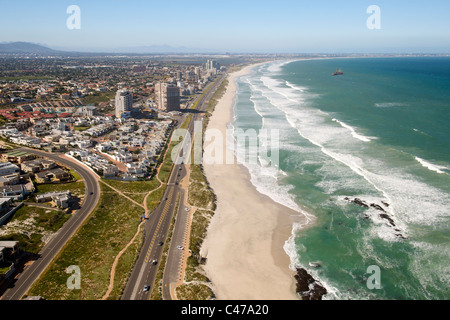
[185,207,189,212]
[90,192,94,195]
[158,241,164,246]
[143,285,150,292]
[177,245,183,250]
[152,259,158,265]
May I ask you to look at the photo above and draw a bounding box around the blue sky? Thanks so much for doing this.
[1,0,450,53]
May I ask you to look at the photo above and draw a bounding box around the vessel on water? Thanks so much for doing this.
[332,68,344,76]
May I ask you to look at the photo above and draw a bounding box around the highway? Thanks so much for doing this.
[122,73,227,300]
[0,147,101,300]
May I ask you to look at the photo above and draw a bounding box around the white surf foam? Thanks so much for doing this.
[415,156,448,174]
[332,118,376,142]
[375,102,409,108]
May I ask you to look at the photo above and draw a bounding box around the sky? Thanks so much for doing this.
[1,0,450,53]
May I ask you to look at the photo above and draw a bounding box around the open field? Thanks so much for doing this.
[26,182,144,299]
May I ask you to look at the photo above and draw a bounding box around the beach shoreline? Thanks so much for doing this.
[201,62,309,300]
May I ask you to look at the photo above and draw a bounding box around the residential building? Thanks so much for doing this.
[0,162,20,176]
[115,89,133,118]
[154,82,180,112]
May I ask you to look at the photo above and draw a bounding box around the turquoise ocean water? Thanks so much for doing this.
[231,57,450,299]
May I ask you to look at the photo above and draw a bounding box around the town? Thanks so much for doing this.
[0,54,236,290]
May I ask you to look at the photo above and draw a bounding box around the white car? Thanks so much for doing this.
[177,245,183,250]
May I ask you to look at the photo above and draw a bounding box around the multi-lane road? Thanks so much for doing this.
[122,73,227,300]
[0,73,226,301]
[0,148,101,300]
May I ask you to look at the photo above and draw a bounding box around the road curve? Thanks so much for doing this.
[0,148,101,300]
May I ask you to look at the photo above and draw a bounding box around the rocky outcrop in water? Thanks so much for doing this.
[344,197,369,208]
[344,197,407,240]
[294,268,327,300]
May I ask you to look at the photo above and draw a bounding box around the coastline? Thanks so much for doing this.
[201,62,308,300]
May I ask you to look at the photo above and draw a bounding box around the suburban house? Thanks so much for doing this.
[0,184,27,200]
[36,190,72,209]
[35,168,72,184]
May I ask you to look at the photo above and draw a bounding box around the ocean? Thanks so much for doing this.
[231,57,450,300]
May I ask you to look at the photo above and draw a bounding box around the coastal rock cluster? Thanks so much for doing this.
[344,197,407,239]
[294,268,328,300]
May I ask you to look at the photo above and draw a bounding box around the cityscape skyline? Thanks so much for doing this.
[1,0,450,53]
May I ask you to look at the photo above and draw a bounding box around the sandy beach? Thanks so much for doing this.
[201,63,308,300]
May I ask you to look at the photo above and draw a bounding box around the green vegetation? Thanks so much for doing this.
[158,140,178,184]
[150,194,180,300]
[188,165,216,211]
[81,91,115,106]
[103,179,160,204]
[35,181,85,198]
[27,183,144,300]
[69,169,82,181]
[73,126,91,132]
[175,76,230,300]
[176,283,214,300]
[0,205,70,254]
[0,76,53,81]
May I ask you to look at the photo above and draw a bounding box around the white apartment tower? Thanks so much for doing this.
[115,89,133,118]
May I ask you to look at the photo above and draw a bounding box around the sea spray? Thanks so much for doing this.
[232,57,450,299]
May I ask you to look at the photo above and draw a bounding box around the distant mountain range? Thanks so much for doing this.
[0,42,61,54]
[0,41,219,55]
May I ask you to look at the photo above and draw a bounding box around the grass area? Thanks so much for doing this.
[180,114,192,130]
[188,165,216,211]
[106,226,144,300]
[0,76,53,81]
[176,283,214,300]
[158,138,180,184]
[0,261,14,275]
[27,182,144,300]
[0,205,70,254]
[102,179,160,204]
[73,126,91,132]
[145,184,165,213]
[81,91,115,106]
[176,209,215,300]
[188,210,214,261]
[69,169,82,181]
[35,181,85,198]
[173,76,230,300]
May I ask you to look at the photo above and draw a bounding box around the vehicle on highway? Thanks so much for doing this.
[90,192,94,195]
[152,259,158,265]
[158,241,164,246]
[143,285,150,292]
[177,245,183,250]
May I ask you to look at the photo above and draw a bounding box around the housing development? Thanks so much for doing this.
[0,52,243,300]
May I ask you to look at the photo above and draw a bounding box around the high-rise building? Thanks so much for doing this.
[155,83,180,112]
[205,59,219,71]
[115,89,133,118]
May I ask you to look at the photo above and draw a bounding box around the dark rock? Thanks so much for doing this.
[396,234,408,240]
[379,213,396,227]
[370,203,386,212]
[381,201,390,207]
[345,197,370,208]
[294,268,327,300]
[353,198,369,208]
